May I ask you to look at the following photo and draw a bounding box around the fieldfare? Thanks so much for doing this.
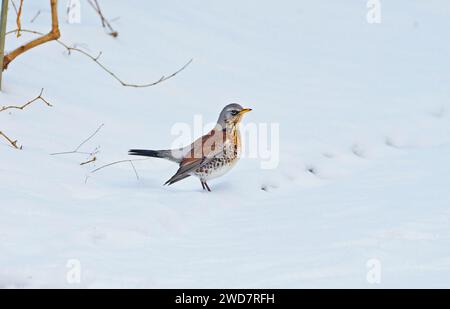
[129,104,252,191]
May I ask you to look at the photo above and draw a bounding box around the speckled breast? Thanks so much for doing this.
[194,140,240,180]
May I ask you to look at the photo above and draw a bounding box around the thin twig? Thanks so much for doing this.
[80,156,97,165]
[50,123,104,156]
[15,0,23,37]
[0,89,52,149]
[90,158,150,180]
[30,10,41,23]
[129,160,138,179]
[6,28,193,88]
[74,124,104,153]
[0,88,52,112]
[0,130,21,149]
[10,0,18,14]
[50,148,99,156]
[87,0,118,38]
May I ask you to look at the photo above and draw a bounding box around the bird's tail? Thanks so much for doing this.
[128,149,182,163]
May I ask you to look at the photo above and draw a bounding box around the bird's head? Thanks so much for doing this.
[217,103,252,128]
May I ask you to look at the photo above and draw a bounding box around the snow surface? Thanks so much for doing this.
[1,0,450,288]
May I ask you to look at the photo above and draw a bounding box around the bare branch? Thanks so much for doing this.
[6,29,193,88]
[10,0,18,14]
[0,89,52,149]
[73,123,104,153]
[87,0,118,38]
[129,160,138,179]
[3,0,60,70]
[57,41,193,87]
[15,0,23,37]
[50,123,104,157]
[89,158,150,181]
[0,88,52,112]
[0,130,21,149]
[80,156,97,166]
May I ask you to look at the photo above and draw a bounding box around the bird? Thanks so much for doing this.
[128,103,252,192]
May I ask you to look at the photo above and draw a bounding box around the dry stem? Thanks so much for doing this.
[0,88,52,149]
[0,88,52,112]
[89,158,147,181]
[87,0,118,38]
[3,0,60,70]
[15,0,23,37]
[6,28,193,88]
[0,130,20,149]
[50,123,104,157]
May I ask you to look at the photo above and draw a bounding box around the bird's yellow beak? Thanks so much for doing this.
[238,108,252,115]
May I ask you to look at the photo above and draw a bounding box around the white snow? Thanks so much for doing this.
[1,0,450,288]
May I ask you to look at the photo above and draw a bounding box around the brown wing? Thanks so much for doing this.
[164,129,227,186]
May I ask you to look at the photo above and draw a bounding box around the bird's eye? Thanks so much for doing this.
[231,110,239,116]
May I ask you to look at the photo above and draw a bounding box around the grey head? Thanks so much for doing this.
[216,103,252,127]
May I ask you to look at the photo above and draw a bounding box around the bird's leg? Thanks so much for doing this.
[204,182,211,192]
[200,180,206,190]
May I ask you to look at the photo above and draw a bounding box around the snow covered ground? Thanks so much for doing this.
[1,0,450,288]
